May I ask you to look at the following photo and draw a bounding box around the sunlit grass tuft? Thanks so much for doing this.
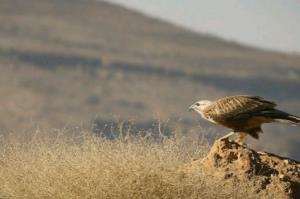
[0,129,259,199]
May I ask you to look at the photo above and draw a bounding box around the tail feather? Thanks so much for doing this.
[275,115,300,126]
[258,109,300,126]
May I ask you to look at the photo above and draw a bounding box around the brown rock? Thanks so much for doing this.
[183,138,300,199]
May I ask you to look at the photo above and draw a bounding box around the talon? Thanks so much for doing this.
[235,132,248,146]
[236,141,247,147]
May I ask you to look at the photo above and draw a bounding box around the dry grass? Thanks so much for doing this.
[0,129,260,199]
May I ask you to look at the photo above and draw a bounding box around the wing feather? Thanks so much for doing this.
[203,95,276,120]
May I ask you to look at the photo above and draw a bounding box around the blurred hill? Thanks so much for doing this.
[0,0,300,159]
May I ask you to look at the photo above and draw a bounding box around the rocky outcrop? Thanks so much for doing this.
[183,138,300,199]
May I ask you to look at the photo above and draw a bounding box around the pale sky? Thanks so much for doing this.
[107,0,300,54]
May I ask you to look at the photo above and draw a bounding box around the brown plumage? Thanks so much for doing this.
[189,95,300,143]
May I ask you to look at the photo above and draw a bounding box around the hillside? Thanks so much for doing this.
[0,0,300,159]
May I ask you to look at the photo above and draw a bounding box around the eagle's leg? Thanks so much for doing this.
[235,132,248,146]
[218,132,235,141]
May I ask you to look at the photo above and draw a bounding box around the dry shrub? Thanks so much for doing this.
[0,129,259,199]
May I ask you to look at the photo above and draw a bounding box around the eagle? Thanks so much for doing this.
[189,95,300,144]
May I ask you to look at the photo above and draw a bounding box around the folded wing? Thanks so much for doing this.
[203,95,277,120]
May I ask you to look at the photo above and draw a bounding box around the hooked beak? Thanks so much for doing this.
[188,105,195,111]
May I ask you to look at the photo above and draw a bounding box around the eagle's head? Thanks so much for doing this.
[189,100,212,115]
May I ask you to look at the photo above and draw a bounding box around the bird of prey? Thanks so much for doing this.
[189,95,300,144]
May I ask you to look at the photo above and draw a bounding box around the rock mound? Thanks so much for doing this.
[183,138,300,199]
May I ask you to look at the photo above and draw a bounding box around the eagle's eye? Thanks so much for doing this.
[195,103,200,106]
